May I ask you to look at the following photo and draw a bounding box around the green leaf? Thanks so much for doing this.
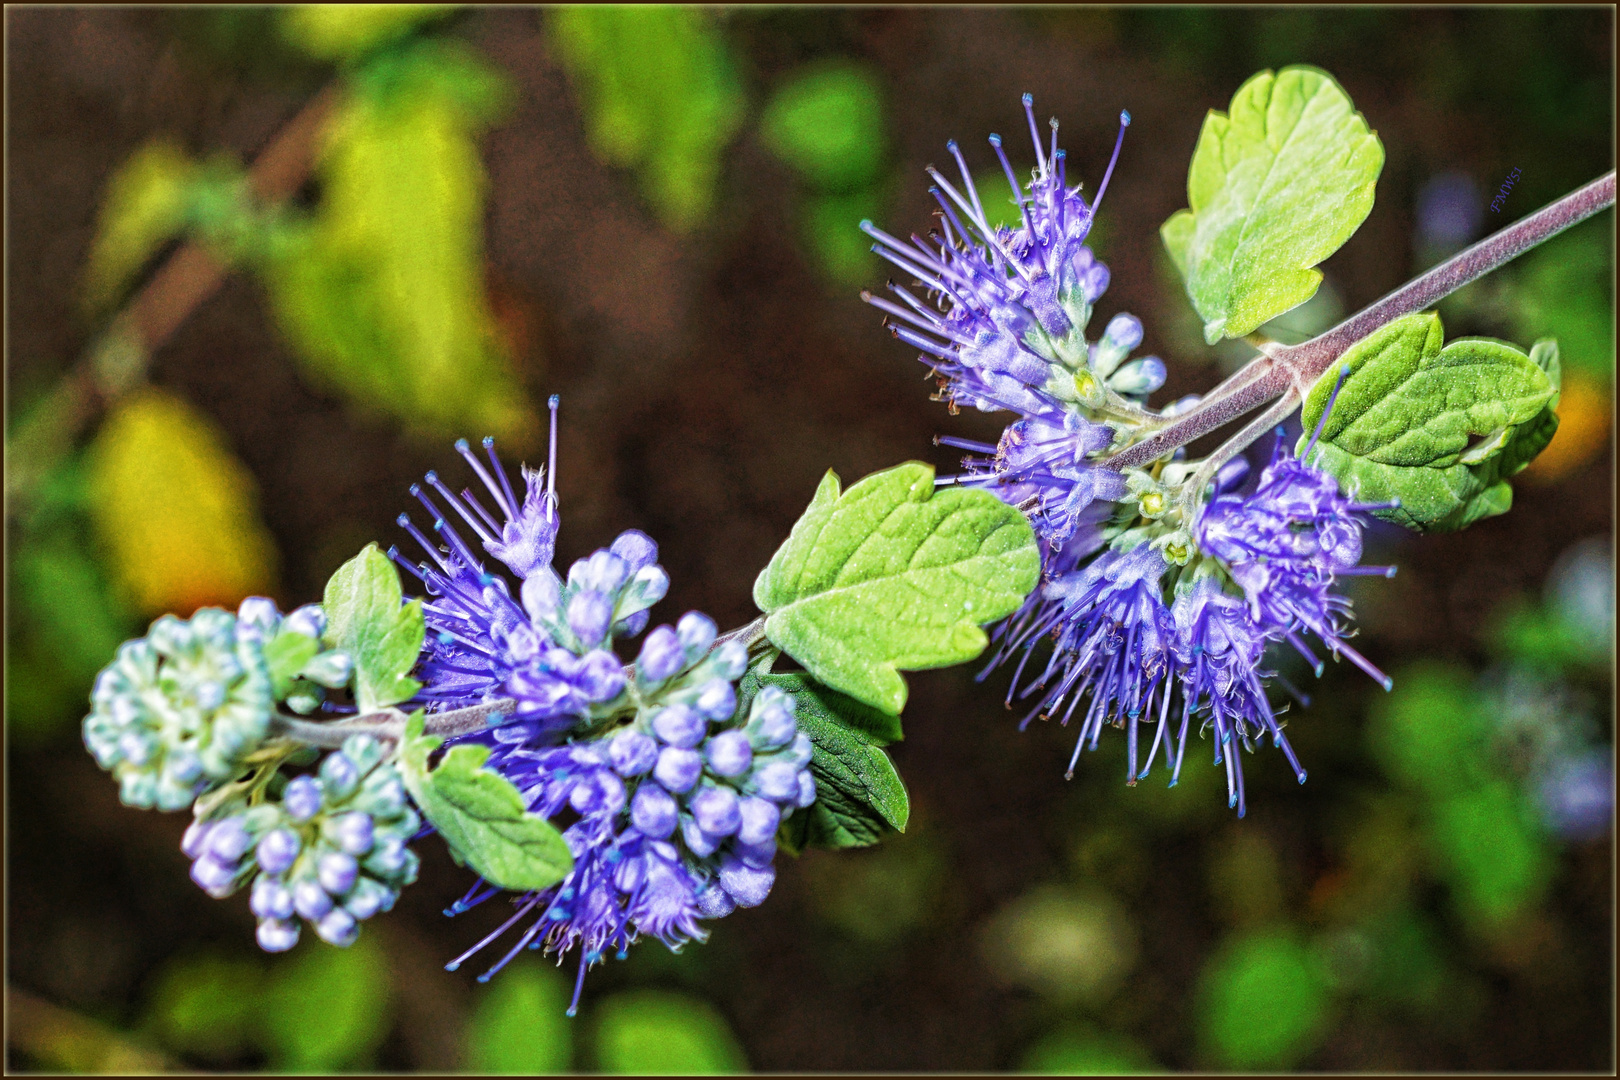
[753,463,1039,714]
[781,678,909,851]
[736,657,907,851]
[262,630,320,698]
[1161,66,1383,343]
[321,543,424,712]
[260,936,391,1071]
[548,7,746,233]
[1297,313,1556,531]
[1197,930,1332,1069]
[279,4,457,62]
[760,62,887,193]
[465,959,573,1073]
[263,40,532,442]
[397,712,574,893]
[590,990,747,1074]
[83,141,198,315]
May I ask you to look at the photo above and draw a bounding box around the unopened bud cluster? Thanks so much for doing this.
[184,735,419,951]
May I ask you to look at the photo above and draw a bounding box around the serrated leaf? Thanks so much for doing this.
[263,40,532,442]
[1297,313,1556,532]
[279,4,457,61]
[86,388,277,616]
[754,463,1039,715]
[83,141,198,315]
[736,656,907,852]
[321,544,423,712]
[1162,66,1384,343]
[397,712,573,893]
[547,6,745,232]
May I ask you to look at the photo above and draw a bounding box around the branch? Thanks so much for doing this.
[268,698,517,748]
[5,83,340,509]
[1103,170,1616,473]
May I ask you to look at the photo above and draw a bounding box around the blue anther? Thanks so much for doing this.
[482,436,495,448]
[988,133,1002,147]
[438,632,454,645]
[548,394,560,408]
[1022,92,1033,106]
[425,470,438,483]
[1120,109,1132,126]
[455,439,470,452]
[445,961,461,972]
[396,514,410,527]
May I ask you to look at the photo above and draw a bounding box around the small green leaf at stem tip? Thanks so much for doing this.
[397,712,573,893]
[1297,312,1557,532]
[1161,66,1384,344]
[321,543,424,712]
[753,463,1039,715]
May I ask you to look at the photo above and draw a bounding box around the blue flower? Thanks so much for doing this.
[862,97,1154,557]
[1198,431,1396,693]
[398,402,816,1010]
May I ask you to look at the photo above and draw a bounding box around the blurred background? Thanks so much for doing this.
[5,6,1613,1072]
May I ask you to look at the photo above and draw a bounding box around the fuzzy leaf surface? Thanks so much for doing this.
[398,713,573,893]
[1162,66,1383,343]
[753,463,1039,715]
[321,544,424,712]
[1297,313,1557,531]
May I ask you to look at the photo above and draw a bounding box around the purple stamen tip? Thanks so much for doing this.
[433,518,446,532]
[396,514,410,527]
[1120,109,1131,126]
[548,394,559,409]
[409,484,422,496]
[454,439,469,452]
[1022,92,1033,106]
[482,436,495,449]
[425,471,438,483]
[445,961,461,972]
[988,133,1002,147]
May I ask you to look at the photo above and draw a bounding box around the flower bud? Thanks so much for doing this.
[694,679,737,722]
[653,747,703,794]
[256,828,302,877]
[344,878,393,920]
[256,918,300,952]
[567,591,614,649]
[521,570,562,621]
[181,819,215,860]
[283,604,325,640]
[710,640,748,681]
[315,908,359,947]
[293,878,333,921]
[283,776,323,821]
[718,853,775,908]
[630,784,679,839]
[754,761,800,802]
[319,753,361,801]
[636,626,685,683]
[695,882,736,919]
[733,837,777,869]
[318,851,359,896]
[676,612,717,658]
[705,730,753,778]
[608,730,659,777]
[795,770,818,808]
[206,817,252,862]
[748,700,797,750]
[690,785,741,837]
[300,651,354,689]
[680,818,720,858]
[736,796,781,846]
[652,705,706,749]
[610,530,659,572]
[251,877,295,921]
[190,855,238,896]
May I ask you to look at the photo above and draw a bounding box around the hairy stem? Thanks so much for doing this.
[1104,169,1616,472]
[269,698,517,749]
[1180,386,1301,515]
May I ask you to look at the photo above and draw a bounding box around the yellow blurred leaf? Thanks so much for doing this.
[280,4,458,62]
[83,140,198,316]
[1523,372,1611,483]
[265,42,533,443]
[87,387,277,616]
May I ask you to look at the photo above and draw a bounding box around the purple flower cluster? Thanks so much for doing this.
[446,683,815,1013]
[183,734,420,951]
[395,404,815,1007]
[861,97,1160,560]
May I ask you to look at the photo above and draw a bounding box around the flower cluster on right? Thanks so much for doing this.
[867,95,1395,814]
